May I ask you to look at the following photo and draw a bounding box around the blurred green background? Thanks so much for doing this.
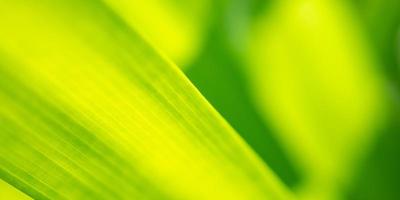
[0,0,399,199]
[182,0,399,199]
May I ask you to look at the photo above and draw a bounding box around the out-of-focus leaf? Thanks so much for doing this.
[344,1,400,199]
[247,0,387,198]
[0,0,292,199]
[103,0,212,66]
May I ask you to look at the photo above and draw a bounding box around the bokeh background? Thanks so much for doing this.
[0,0,399,199]
[156,0,399,199]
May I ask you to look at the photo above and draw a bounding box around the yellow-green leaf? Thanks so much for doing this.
[0,0,292,199]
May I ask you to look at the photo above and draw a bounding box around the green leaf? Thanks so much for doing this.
[0,0,292,199]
